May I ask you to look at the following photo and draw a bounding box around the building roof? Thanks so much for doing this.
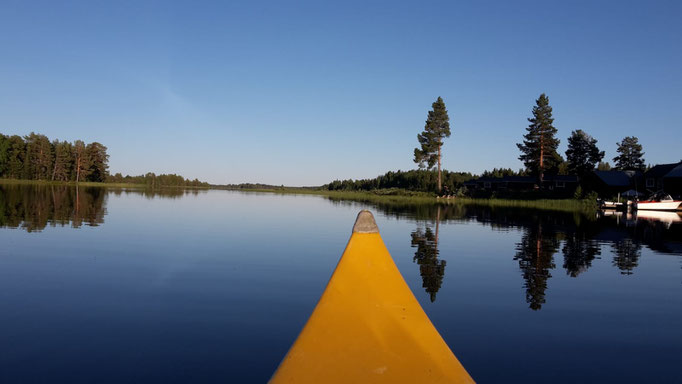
[592,170,634,187]
[664,163,682,178]
[501,176,536,183]
[546,175,578,182]
[475,176,536,183]
[646,162,682,179]
[475,175,575,183]
[475,177,498,183]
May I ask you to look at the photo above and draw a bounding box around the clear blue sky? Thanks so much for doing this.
[1,0,680,185]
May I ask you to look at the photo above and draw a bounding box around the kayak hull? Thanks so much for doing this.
[269,211,474,384]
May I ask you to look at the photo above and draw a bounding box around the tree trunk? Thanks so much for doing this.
[76,156,80,183]
[437,145,442,194]
[539,127,544,187]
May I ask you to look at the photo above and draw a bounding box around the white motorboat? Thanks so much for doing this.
[635,192,682,211]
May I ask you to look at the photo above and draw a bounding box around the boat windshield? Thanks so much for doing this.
[648,192,673,201]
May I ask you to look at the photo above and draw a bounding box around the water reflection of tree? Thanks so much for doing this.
[0,185,207,232]
[514,222,559,310]
[410,206,446,302]
[411,226,446,302]
[0,185,106,232]
[562,233,601,277]
[611,239,642,275]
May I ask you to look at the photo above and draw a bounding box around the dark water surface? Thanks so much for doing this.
[1,185,681,383]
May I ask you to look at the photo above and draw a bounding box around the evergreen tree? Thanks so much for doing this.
[613,136,645,171]
[72,140,91,182]
[24,132,53,180]
[0,134,9,177]
[6,135,25,179]
[414,97,451,193]
[517,93,561,184]
[565,130,604,177]
[597,161,612,171]
[85,142,109,182]
[52,140,74,181]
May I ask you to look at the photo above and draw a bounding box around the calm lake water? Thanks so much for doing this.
[1,185,681,383]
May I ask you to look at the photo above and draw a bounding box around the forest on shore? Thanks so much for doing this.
[325,94,650,196]
[0,132,208,187]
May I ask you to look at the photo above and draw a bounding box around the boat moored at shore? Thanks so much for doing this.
[635,192,682,211]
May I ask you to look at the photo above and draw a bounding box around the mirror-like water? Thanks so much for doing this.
[1,185,680,383]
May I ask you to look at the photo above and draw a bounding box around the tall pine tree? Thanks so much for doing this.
[85,142,109,182]
[6,135,25,179]
[613,136,645,171]
[24,132,53,180]
[414,97,451,193]
[0,134,9,177]
[565,130,604,177]
[72,140,91,182]
[517,93,561,184]
[51,140,74,181]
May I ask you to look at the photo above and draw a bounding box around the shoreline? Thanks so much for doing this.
[0,179,597,213]
[0,179,210,189]
[219,187,598,213]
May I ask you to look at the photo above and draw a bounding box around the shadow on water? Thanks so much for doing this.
[326,197,682,309]
[0,184,207,232]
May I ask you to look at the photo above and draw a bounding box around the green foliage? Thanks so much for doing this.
[517,93,562,180]
[414,97,452,192]
[597,161,612,171]
[325,169,473,193]
[0,134,9,176]
[414,97,451,170]
[6,135,26,179]
[584,191,598,204]
[480,167,528,178]
[85,142,109,182]
[72,140,91,182]
[565,130,605,176]
[52,140,74,181]
[24,132,53,180]
[106,172,209,187]
[573,185,583,199]
[557,161,570,175]
[613,136,645,171]
[0,131,206,187]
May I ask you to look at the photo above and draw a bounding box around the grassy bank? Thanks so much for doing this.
[221,187,598,213]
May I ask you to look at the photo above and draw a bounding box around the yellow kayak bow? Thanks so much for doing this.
[270,210,474,383]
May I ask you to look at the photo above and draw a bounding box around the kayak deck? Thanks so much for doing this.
[269,210,474,383]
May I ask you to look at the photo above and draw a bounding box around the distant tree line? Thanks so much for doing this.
[480,168,529,178]
[0,132,109,182]
[325,169,473,193]
[107,172,209,188]
[0,132,208,187]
